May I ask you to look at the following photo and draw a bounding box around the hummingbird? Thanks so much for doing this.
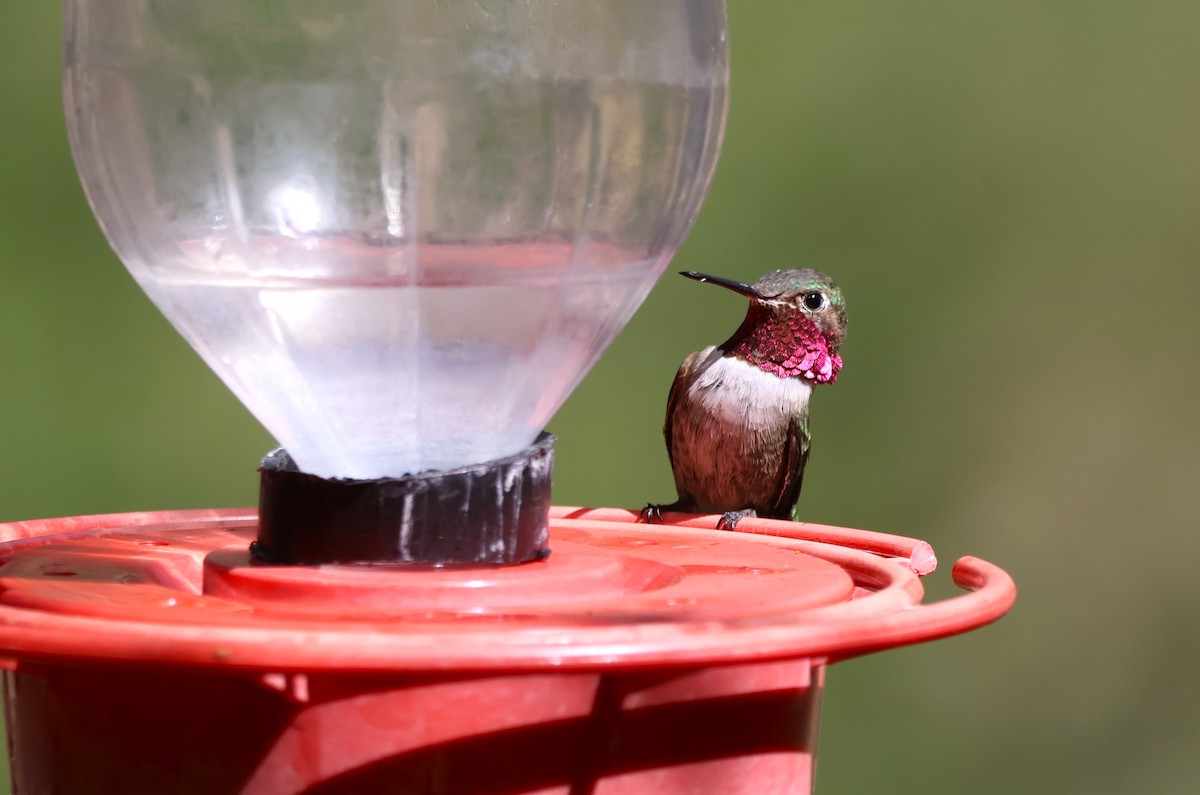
[642,269,847,530]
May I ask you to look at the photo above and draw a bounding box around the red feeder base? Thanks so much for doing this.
[0,507,1014,795]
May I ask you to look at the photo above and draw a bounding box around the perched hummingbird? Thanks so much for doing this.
[642,269,847,530]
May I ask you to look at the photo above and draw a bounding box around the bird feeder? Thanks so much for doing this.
[0,2,1015,793]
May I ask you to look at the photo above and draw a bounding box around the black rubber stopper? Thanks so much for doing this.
[253,434,554,566]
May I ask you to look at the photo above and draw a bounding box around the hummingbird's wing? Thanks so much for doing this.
[768,411,811,521]
[663,356,693,474]
[663,346,723,475]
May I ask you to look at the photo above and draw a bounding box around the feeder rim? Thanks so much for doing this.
[0,507,1014,672]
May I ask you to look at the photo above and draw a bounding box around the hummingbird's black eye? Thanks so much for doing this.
[802,292,825,310]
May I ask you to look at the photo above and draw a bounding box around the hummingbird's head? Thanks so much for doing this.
[751,268,847,353]
[681,268,848,353]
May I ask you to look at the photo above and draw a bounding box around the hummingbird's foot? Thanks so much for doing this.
[640,503,667,523]
[716,509,757,531]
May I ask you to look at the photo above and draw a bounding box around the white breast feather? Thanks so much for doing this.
[693,355,812,422]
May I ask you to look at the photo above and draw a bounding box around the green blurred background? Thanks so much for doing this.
[2,2,1198,792]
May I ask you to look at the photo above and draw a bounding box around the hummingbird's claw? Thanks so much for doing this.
[716,509,756,531]
[640,503,666,523]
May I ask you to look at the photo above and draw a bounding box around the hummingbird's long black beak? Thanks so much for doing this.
[680,271,763,300]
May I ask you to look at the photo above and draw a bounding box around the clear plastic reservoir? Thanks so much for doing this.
[64,1,729,478]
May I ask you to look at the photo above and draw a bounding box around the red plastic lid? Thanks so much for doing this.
[0,507,1014,671]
